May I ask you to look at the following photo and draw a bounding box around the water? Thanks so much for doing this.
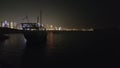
[0,31,118,68]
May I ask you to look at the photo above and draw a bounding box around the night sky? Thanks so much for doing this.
[0,0,113,28]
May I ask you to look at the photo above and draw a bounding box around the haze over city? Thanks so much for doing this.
[0,0,114,29]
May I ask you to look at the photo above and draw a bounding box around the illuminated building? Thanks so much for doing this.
[16,23,22,30]
[49,25,54,30]
[10,21,14,28]
[2,20,9,27]
[12,22,16,29]
[58,27,62,30]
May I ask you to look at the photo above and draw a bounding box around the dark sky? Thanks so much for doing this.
[0,0,113,28]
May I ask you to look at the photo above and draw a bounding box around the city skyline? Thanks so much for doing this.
[0,20,94,32]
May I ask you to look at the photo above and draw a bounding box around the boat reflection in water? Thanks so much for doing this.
[21,23,47,47]
[0,34,9,42]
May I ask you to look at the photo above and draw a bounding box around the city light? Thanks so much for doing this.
[10,22,14,28]
[2,20,9,27]
[0,20,94,31]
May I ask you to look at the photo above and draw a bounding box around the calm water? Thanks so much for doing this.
[0,31,118,68]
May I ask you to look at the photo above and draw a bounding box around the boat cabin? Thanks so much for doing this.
[21,23,46,30]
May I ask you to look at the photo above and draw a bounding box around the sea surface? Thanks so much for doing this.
[0,30,119,68]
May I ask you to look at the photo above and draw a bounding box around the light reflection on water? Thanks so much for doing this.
[0,31,114,67]
[0,32,56,66]
[0,32,55,51]
[47,31,54,49]
[2,34,26,49]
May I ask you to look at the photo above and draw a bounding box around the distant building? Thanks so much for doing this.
[9,21,17,29]
[58,27,62,30]
[2,20,9,27]
[9,21,14,28]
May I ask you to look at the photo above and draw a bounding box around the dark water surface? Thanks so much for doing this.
[0,31,118,68]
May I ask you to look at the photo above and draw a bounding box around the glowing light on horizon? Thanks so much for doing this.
[2,20,9,27]
[10,22,14,28]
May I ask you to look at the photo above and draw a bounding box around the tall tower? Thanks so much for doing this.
[40,10,42,26]
[37,10,42,27]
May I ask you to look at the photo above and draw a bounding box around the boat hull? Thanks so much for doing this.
[23,30,47,45]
